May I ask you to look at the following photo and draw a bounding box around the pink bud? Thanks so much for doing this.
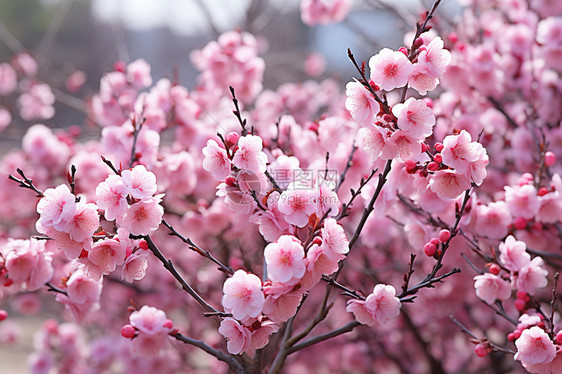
[405,160,417,172]
[368,79,380,91]
[121,324,136,339]
[421,143,429,152]
[438,229,451,243]
[430,238,440,246]
[513,329,522,339]
[423,98,433,108]
[434,143,444,152]
[507,333,515,341]
[513,217,527,230]
[163,319,174,329]
[225,176,237,187]
[538,187,549,196]
[114,60,126,72]
[516,291,527,299]
[44,319,58,334]
[382,114,395,123]
[434,154,443,163]
[448,32,458,43]
[0,310,8,321]
[413,38,424,49]
[518,173,534,186]
[514,299,526,311]
[226,132,240,145]
[427,162,439,171]
[474,343,488,357]
[423,242,437,256]
[556,331,562,345]
[398,47,408,56]
[545,151,556,167]
[488,264,500,275]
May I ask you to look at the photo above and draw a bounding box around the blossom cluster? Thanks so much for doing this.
[0,1,561,373]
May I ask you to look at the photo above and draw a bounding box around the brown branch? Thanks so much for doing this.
[161,219,234,275]
[143,235,221,314]
[8,168,44,197]
[170,331,244,373]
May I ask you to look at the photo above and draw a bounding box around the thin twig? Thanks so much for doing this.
[229,86,248,136]
[289,321,361,353]
[161,219,234,275]
[46,282,67,296]
[8,168,44,197]
[550,272,559,338]
[171,331,244,373]
[335,145,357,193]
[143,235,221,314]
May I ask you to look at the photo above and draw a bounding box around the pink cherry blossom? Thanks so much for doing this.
[357,125,387,160]
[121,198,164,236]
[126,59,152,89]
[429,170,471,200]
[64,202,100,242]
[222,270,264,321]
[131,331,169,357]
[475,202,512,239]
[515,326,557,366]
[369,48,414,91]
[3,242,33,278]
[516,257,548,295]
[537,190,562,224]
[0,107,11,132]
[129,306,169,335]
[95,174,128,221]
[0,63,17,95]
[121,165,157,201]
[262,283,304,323]
[44,228,90,260]
[300,0,352,26]
[232,135,268,173]
[346,284,401,326]
[441,130,480,174]
[465,143,489,186]
[202,139,232,180]
[121,250,149,283]
[380,130,421,160]
[88,239,126,275]
[66,271,103,305]
[264,235,306,285]
[37,184,77,228]
[320,218,349,262]
[218,317,251,355]
[345,80,377,126]
[473,273,512,304]
[304,52,326,77]
[505,184,541,220]
[247,320,279,355]
[315,177,340,218]
[392,98,435,139]
[278,184,318,227]
[3,239,53,291]
[13,52,37,76]
[18,82,55,121]
[415,37,452,78]
[251,192,292,242]
[499,235,530,272]
[305,243,339,282]
[408,66,439,95]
